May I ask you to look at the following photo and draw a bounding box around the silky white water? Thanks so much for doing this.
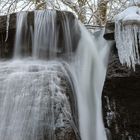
[0,60,75,140]
[33,10,57,59]
[14,12,28,58]
[0,10,111,140]
[71,25,111,140]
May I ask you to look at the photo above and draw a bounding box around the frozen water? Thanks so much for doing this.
[5,14,10,42]
[115,6,140,70]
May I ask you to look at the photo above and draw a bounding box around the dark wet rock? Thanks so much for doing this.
[103,45,140,140]
[55,125,77,140]
[104,22,115,40]
[0,10,80,59]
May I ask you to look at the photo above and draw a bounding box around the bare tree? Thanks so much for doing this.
[0,0,130,26]
[96,0,109,26]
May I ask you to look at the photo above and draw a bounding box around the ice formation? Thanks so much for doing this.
[5,14,10,42]
[115,6,140,70]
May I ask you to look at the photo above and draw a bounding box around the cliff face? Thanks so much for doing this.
[0,11,80,59]
[103,21,140,139]
[103,45,140,140]
[0,11,80,140]
[1,11,140,140]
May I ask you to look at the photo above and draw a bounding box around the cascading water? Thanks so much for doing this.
[71,26,111,140]
[0,60,76,140]
[0,10,111,140]
[14,12,28,58]
[33,10,57,59]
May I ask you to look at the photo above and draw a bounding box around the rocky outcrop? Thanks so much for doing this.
[103,43,140,140]
[0,12,34,58]
[104,22,115,40]
[0,10,80,58]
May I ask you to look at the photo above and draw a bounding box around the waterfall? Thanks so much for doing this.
[0,10,111,140]
[14,12,28,58]
[33,10,57,59]
[0,60,78,140]
[71,25,111,140]
[33,10,74,60]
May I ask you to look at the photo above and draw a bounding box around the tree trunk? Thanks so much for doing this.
[96,0,109,26]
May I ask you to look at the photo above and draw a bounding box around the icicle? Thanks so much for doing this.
[5,14,10,42]
[115,6,140,70]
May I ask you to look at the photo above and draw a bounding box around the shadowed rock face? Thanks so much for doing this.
[103,45,140,140]
[103,22,115,40]
[0,10,80,59]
